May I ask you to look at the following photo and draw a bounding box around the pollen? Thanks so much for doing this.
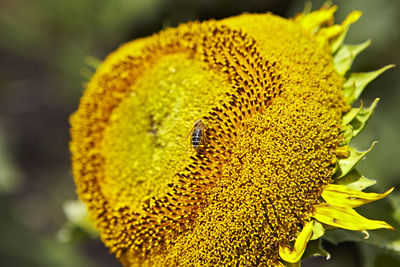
[71,10,362,267]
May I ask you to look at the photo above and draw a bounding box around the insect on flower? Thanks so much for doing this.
[187,119,207,150]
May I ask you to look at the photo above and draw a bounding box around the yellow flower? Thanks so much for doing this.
[70,5,394,266]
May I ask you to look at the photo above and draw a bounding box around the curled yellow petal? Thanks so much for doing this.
[317,10,362,41]
[279,221,314,263]
[322,184,394,208]
[314,203,394,231]
[329,10,363,53]
[295,6,337,33]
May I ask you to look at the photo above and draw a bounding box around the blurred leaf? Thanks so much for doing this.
[57,223,97,243]
[0,124,21,194]
[372,249,400,267]
[0,199,93,267]
[58,200,98,242]
[358,242,400,267]
[303,239,331,260]
[0,0,164,94]
[389,193,400,228]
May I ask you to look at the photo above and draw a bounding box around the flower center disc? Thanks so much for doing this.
[101,53,232,209]
[70,13,349,266]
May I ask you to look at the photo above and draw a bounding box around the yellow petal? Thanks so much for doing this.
[314,203,394,231]
[317,10,362,42]
[322,184,394,208]
[279,221,314,263]
[295,6,337,33]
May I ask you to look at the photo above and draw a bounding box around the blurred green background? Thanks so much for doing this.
[0,0,399,266]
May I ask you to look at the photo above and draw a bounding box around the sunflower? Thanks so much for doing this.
[70,4,394,266]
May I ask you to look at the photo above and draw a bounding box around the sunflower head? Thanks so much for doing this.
[70,4,394,266]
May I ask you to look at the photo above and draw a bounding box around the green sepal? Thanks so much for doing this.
[302,239,331,260]
[334,142,376,179]
[335,169,376,190]
[330,27,349,54]
[343,65,394,105]
[340,124,353,145]
[334,40,371,76]
[349,98,379,137]
[342,101,363,126]
[311,220,325,240]
[340,99,379,145]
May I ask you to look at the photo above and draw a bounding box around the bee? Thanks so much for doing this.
[188,119,207,149]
